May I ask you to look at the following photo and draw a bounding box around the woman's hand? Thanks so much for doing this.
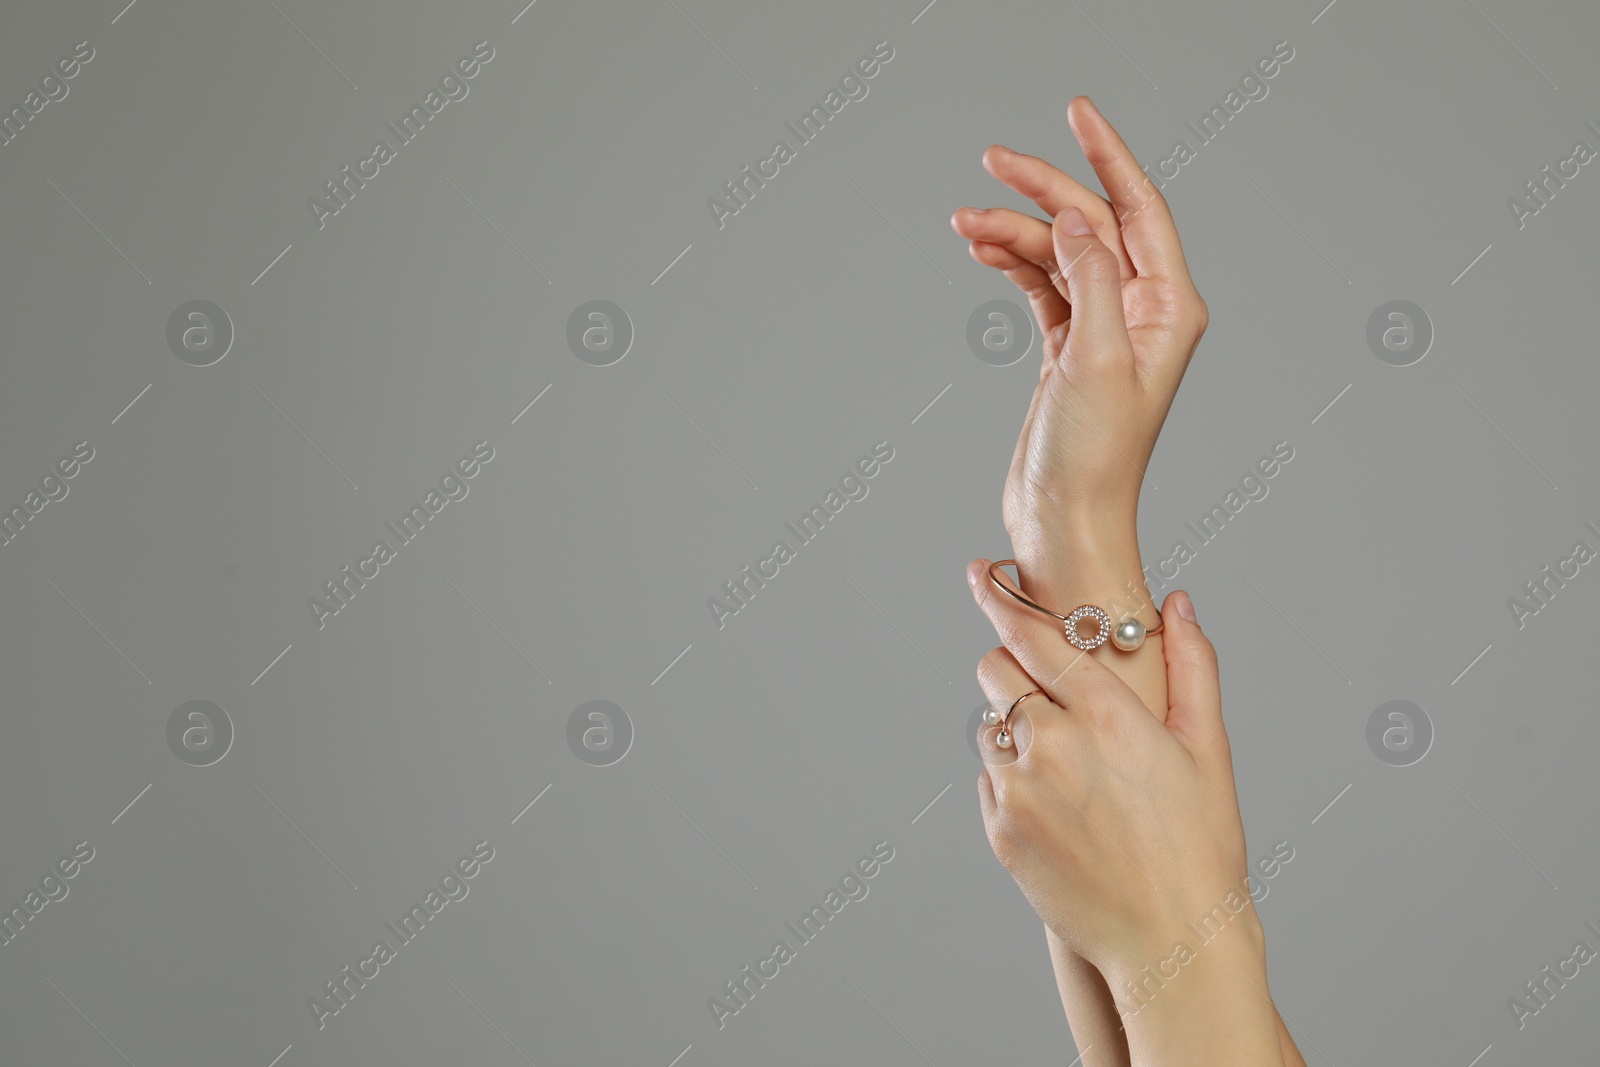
[952,99,1209,1063]
[950,97,1208,604]
[955,98,1303,1067]
[967,569,1286,1063]
[968,569,1249,976]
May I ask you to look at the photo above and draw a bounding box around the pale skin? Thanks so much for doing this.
[950,96,1307,1066]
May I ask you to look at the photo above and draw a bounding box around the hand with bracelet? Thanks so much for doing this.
[951,97,1305,1066]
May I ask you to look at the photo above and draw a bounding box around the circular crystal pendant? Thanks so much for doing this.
[1063,605,1113,650]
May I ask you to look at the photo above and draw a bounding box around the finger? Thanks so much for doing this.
[964,238,1070,339]
[1050,207,1136,375]
[1159,590,1228,763]
[952,206,1059,271]
[955,227,1069,533]
[968,558,1119,711]
[975,643,1053,761]
[982,144,1136,282]
[976,708,1020,769]
[1066,96,1195,284]
[971,559,1166,750]
[950,222,1071,531]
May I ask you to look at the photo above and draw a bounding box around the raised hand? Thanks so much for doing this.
[950,97,1208,611]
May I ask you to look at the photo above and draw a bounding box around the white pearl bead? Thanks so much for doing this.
[1112,619,1145,651]
[982,706,1002,727]
[996,729,1011,748]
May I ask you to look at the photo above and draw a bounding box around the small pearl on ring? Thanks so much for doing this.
[996,729,1012,748]
[982,706,1002,727]
[1112,618,1146,651]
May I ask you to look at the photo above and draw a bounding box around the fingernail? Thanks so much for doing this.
[967,564,980,588]
[1060,206,1093,236]
[1175,590,1196,622]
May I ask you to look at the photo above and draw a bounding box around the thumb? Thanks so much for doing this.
[1160,590,1228,759]
[1050,206,1133,375]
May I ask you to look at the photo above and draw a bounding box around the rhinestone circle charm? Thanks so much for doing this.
[1064,605,1113,650]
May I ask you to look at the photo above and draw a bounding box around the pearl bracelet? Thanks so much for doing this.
[987,559,1162,651]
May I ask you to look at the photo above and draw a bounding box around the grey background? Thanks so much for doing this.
[0,0,1595,1064]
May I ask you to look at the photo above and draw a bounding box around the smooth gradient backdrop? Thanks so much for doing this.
[0,0,1595,1064]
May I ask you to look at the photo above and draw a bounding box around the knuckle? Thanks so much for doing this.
[976,646,1012,688]
[1185,634,1219,671]
[992,614,1034,657]
[1078,680,1127,730]
[1161,289,1208,338]
[1067,243,1120,282]
[1083,197,1118,229]
[986,822,1021,869]
[1079,694,1115,732]
[1003,805,1037,843]
[1018,276,1058,304]
[1126,179,1169,213]
[988,801,1037,861]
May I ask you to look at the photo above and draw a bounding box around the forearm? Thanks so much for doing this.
[1108,916,1285,1066]
[1277,1011,1308,1067]
[1015,520,1304,1066]
[1012,519,1167,1063]
[1046,925,1131,1067]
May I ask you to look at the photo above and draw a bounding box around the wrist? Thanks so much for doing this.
[1008,521,1158,628]
[1013,507,1138,559]
[1099,890,1268,1002]
[1105,918,1280,1064]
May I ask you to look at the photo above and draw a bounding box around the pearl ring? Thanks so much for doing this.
[983,688,1046,748]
